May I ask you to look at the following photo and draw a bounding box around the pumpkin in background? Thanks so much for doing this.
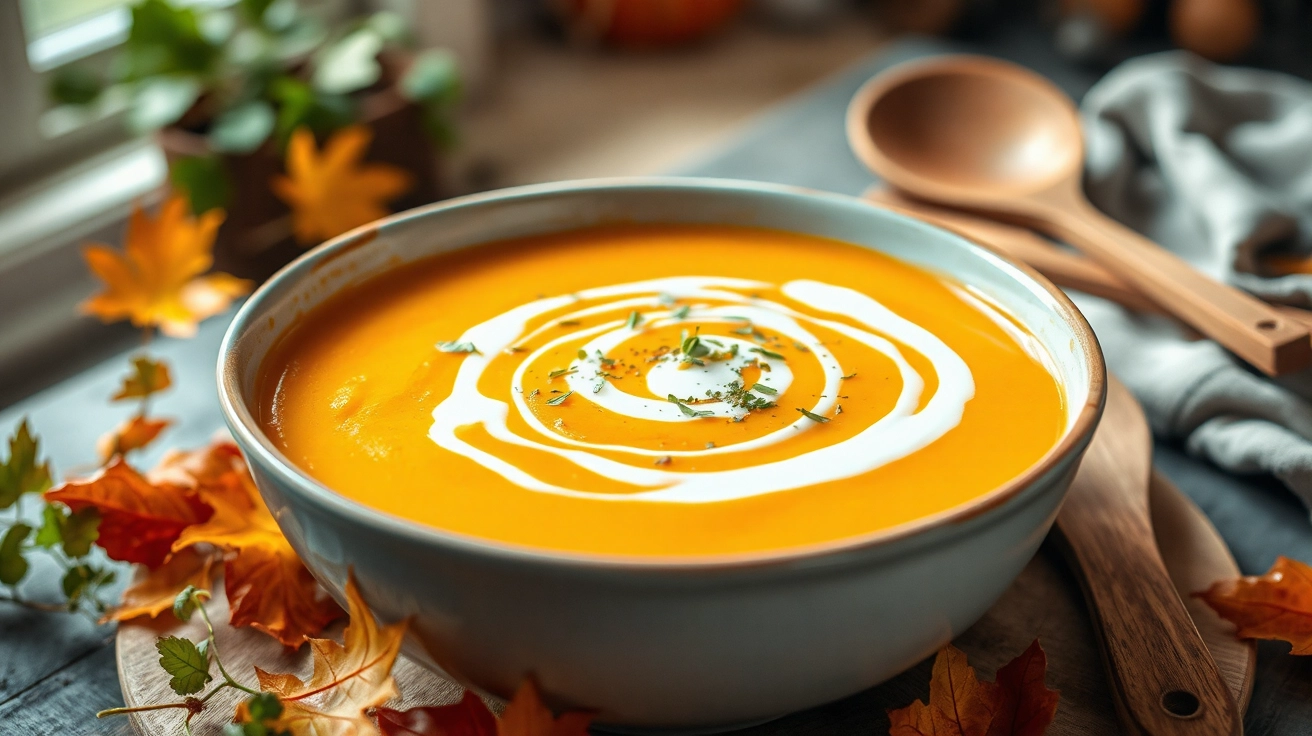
[554,0,745,49]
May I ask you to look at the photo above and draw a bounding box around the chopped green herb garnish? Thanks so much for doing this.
[842,371,857,380]
[505,346,528,354]
[548,367,577,379]
[657,293,676,306]
[626,311,642,329]
[750,347,785,360]
[437,341,479,354]
[654,455,672,466]
[546,391,573,406]
[796,407,830,423]
[529,389,540,399]
[793,342,810,353]
[559,320,581,326]
[705,441,716,449]
[836,404,843,415]
[672,305,691,319]
[708,380,775,412]
[751,383,778,395]
[668,394,714,418]
[577,349,588,360]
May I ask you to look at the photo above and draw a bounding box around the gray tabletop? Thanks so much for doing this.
[3,37,1312,735]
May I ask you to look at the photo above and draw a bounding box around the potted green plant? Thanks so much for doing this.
[49,0,460,276]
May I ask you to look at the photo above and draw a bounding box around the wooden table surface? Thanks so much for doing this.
[4,36,1312,735]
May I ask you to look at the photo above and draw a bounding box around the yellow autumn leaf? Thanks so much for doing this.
[236,573,407,736]
[103,547,217,623]
[272,125,413,246]
[81,195,252,337]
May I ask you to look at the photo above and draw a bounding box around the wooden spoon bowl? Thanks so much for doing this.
[848,55,1311,376]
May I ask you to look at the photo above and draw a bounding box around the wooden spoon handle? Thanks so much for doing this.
[1044,198,1310,375]
[1055,382,1242,735]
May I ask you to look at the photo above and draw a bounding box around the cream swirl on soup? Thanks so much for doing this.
[430,277,974,503]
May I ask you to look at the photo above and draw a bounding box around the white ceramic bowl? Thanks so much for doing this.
[218,178,1105,731]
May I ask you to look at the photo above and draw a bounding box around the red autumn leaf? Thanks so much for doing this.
[987,640,1059,736]
[45,458,210,568]
[377,692,497,736]
[1198,555,1312,654]
[375,680,593,736]
[170,441,343,646]
[888,641,1058,736]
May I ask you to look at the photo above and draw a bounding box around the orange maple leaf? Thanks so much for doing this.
[375,680,594,736]
[236,573,407,736]
[45,458,211,568]
[888,641,1058,736]
[170,441,343,647]
[272,126,413,245]
[104,546,217,623]
[81,195,251,337]
[1198,556,1312,654]
[97,415,173,462]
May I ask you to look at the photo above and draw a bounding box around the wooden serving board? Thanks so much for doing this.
[117,472,1254,735]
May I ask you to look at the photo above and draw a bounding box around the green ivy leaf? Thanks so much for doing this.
[312,28,383,95]
[49,65,103,106]
[0,420,53,510]
[128,75,202,132]
[125,0,221,78]
[156,636,213,695]
[210,100,276,154]
[400,50,459,104]
[225,692,287,736]
[34,504,63,549]
[269,76,354,144]
[60,508,101,558]
[173,584,201,622]
[171,156,231,215]
[0,524,32,586]
[63,564,116,611]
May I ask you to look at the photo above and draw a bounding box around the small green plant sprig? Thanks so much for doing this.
[98,585,288,736]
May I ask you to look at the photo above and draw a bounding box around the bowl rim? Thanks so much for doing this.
[217,176,1106,572]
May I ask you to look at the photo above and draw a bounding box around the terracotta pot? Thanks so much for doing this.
[157,87,442,280]
[554,0,745,48]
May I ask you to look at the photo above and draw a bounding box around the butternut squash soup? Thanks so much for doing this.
[259,225,1066,557]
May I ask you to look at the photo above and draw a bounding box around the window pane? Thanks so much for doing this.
[19,0,131,40]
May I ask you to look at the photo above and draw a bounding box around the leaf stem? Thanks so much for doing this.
[195,592,259,695]
[97,702,192,718]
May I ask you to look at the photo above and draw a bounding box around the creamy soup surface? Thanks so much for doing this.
[260,225,1067,557]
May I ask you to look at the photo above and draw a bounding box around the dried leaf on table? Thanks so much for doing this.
[113,356,173,401]
[273,125,412,245]
[81,194,251,337]
[104,546,217,623]
[1199,555,1312,654]
[97,415,173,461]
[170,441,344,646]
[887,640,1058,736]
[375,680,594,736]
[235,573,406,736]
[376,691,497,735]
[45,458,211,568]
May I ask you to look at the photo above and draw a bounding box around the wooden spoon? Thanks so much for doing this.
[847,54,1311,376]
[863,186,1312,332]
[1054,377,1242,735]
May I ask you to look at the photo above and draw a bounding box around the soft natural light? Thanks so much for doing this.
[20,0,133,70]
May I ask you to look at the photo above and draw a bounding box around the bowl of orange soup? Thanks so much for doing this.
[219,178,1104,731]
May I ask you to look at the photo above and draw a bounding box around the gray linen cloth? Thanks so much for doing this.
[1078,51,1312,507]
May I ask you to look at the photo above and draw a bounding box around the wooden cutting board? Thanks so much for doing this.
[116,471,1254,735]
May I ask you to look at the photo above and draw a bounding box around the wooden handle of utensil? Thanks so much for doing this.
[1043,196,1310,375]
[1055,383,1242,735]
